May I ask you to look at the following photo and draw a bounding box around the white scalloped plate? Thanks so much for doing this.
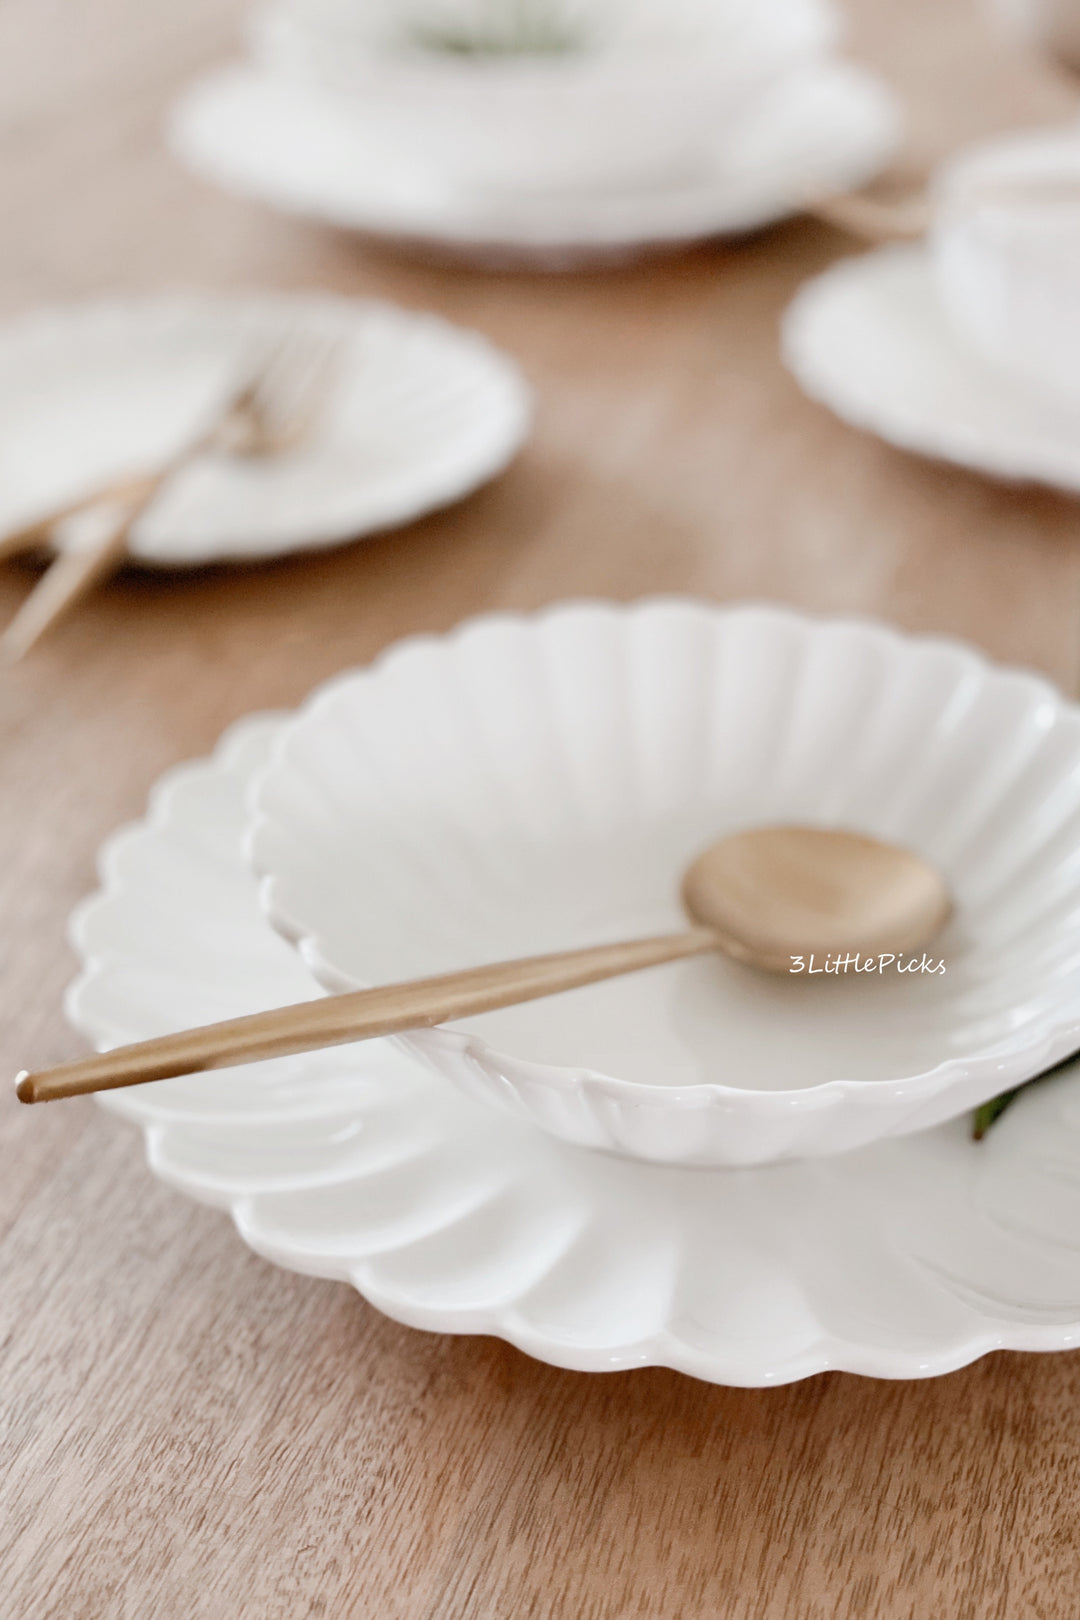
[782,243,1080,495]
[0,292,531,565]
[169,60,900,265]
[65,714,1080,1383]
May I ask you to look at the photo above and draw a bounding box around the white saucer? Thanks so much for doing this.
[169,60,900,266]
[66,715,1080,1384]
[782,244,1080,495]
[0,292,530,566]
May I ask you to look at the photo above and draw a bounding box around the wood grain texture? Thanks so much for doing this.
[3,2,1080,1616]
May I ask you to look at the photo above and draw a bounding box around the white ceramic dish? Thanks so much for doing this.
[252,0,836,197]
[169,61,900,266]
[0,292,530,566]
[68,714,1080,1385]
[782,244,1080,495]
[932,125,1080,410]
[249,599,1080,1169]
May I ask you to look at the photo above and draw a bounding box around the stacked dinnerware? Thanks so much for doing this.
[171,0,902,265]
[65,600,1080,1384]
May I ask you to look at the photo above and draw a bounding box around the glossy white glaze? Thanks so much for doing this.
[250,599,1080,1166]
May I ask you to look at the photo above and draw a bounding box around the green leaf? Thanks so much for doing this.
[972,1088,1023,1141]
[972,1046,1080,1140]
[411,1,583,57]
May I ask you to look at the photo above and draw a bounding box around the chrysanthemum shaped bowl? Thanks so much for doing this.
[249,600,1080,1167]
[253,0,838,198]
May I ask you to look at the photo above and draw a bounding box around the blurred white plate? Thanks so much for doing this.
[782,244,1080,494]
[0,292,530,566]
[67,714,1080,1384]
[169,60,900,266]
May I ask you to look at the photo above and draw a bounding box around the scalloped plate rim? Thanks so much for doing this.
[247,598,1080,1142]
[63,706,1080,1384]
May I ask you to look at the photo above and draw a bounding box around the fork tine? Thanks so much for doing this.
[226,328,303,416]
[246,328,341,452]
[196,327,324,458]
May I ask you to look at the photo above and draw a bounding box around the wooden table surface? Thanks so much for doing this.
[5,2,1080,1616]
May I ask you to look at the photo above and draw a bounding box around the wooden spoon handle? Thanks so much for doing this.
[16,926,719,1103]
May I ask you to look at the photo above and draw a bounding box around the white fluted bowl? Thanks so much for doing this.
[249,600,1080,1167]
[252,0,838,197]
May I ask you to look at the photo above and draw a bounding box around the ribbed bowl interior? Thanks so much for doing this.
[251,600,1080,1096]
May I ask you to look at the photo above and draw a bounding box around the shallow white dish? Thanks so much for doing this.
[68,714,1080,1385]
[0,292,530,566]
[781,243,1080,495]
[169,61,900,266]
[250,599,1080,1168]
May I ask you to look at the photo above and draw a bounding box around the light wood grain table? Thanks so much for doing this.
[4,3,1080,1616]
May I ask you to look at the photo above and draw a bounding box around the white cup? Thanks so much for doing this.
[252,0,839,197]
[931,126,1080,407]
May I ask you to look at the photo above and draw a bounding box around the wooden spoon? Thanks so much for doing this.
[15,825,950,1104]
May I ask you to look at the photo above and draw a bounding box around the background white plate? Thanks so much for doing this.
[169,61,900,263]
[782,244,1080,495]
[0,292,531,565]
[66,715,1080,1384]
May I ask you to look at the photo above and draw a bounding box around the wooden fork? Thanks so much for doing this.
[0,326,340,662]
